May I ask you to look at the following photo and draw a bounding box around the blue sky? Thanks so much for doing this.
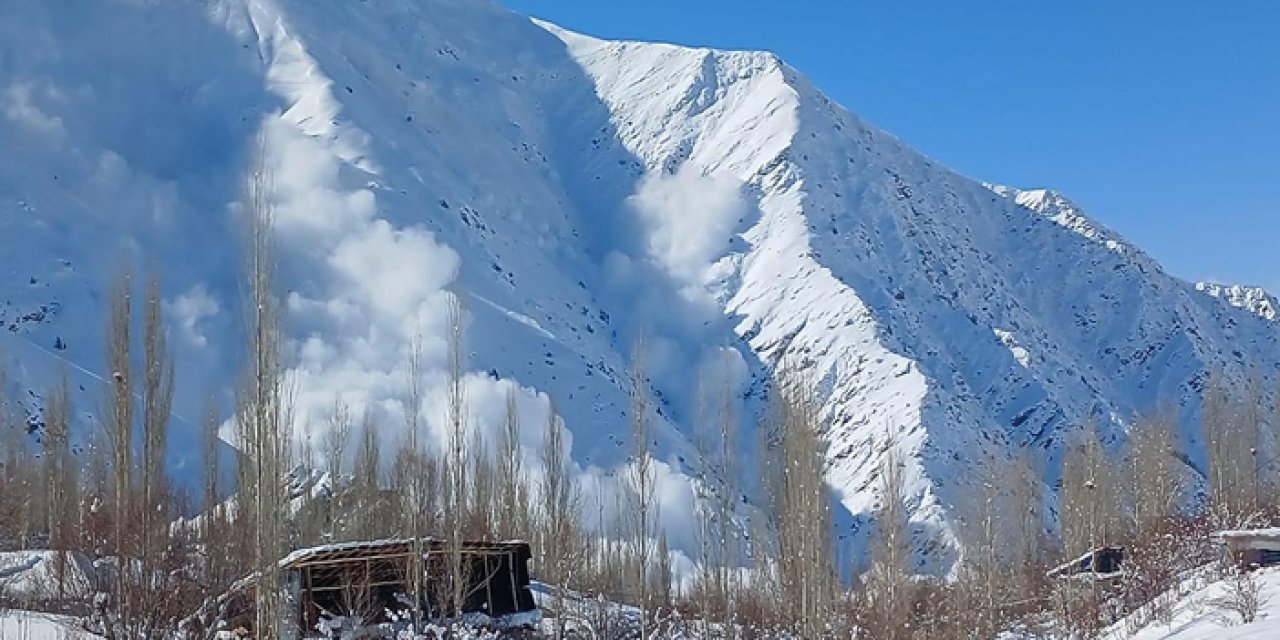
[506,0,1279,292]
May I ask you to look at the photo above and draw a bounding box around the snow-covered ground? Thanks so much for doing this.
[0,552,97,605]
[1117,567,1280,639]
[2,0,1279,576]
[0,611,99,639]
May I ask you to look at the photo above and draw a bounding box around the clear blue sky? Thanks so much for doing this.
[506,0,1279,292]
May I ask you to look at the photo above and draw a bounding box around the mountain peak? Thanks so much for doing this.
[1196,281,1279,322]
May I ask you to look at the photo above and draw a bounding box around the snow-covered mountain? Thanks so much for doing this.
[2,0,1277,573]
[1196,282,1279,322]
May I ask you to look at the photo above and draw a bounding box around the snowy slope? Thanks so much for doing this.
[2,0,1278,573]
[1115,567,1280,639]
[0,611,100,639]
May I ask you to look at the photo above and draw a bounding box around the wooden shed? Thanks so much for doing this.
[280,538,537,632]
[1047,546,1125,581]
[1214,528,1280,569]
[186,538,539,637]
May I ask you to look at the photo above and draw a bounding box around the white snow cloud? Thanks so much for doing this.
[165,284,220,348]
[628,164,745,298]
[328,220,459,321]
[2,82,65,137]
[262,121,377,244]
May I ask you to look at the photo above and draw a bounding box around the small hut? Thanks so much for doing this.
[1047,546,1125,581]
[1214,528,1280,569]
[196,538,538,638]
[281,538,537,631]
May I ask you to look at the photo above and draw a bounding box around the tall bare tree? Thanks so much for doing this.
[627,340,656,635]
[139,271,176,631]
[322,395,352,541]
[1121,411,1185,628]
[1060,418,1120,557]
[1201,374,1256,521]
[713,354,741,632]
[402,330,425,630]
[104,268,135,629]
[236,135,292,640]
[444,293,468,618]
[351,410,384,541]
[43,371,76,603]
[862,440,913,640]
[770,371,835,637]
[1127,412,1181,534]
[538,397,584,639]
[467,430,495,539]
[495,387,530,541]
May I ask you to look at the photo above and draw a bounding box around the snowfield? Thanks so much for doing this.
[1118,567,1280,639]
[1,0,1278,575]
[0,611,100,639]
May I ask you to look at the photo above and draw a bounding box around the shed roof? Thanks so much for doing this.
[1214,528,1280,541]
[280,538,530,569]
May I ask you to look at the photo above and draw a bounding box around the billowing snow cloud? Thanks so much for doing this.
[3,82,65,138]
[628,164,745,298]
[166,284,220,348]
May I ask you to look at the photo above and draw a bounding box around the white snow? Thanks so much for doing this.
[1117,567,1280,639]
[0,551,97,604]
[0,611,100,639]
[993,329,1033,369]
[1195,282,1279,322]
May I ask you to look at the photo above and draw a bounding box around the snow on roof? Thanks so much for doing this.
[1047,546,1124,579]
[280,538,531,569]
[1213,528,1280,540]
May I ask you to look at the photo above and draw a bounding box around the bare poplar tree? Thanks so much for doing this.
[495,387,530,541]
[713,354,741,633]
[139,271,175,632]
[1059,418,1119,557]
[1273,376,1280,514]
[862,442,913,640]
[627,340,656,634]
[467,430,495,539]
[1201,374,1253,521]
[0,360,37,554]
[444,293,469,618]
[956,453,1013,637]
[236,134,292,640]
[691,376,718,623]
[199,397,238,601]
[771,370,835,637]
[538,398,584,638]
[1128,412,1181,534]
[1008,449,1046,600]
[691,352,742,631]
[1122,411,1185,627]
[201,399,222,526]
[322,395,352,540]
[104,268,135,630]
[1243,372,1264,515]
[43,371,76,603]
[653,530,673,612]
[351,410,384,541]
[402,330,425,630]
[0,358,27,550]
